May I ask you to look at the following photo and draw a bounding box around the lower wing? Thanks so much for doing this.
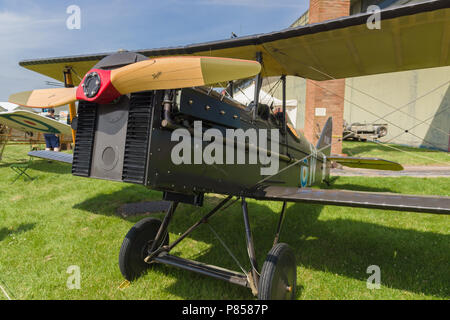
[258,186,450,215]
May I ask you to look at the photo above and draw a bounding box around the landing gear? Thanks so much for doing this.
[118,196,297,300]
[119,217,168,281]
[258,243,296,300]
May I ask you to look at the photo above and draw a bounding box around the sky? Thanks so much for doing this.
[0,0,309,101]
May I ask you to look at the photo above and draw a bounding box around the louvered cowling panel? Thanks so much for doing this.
[122,92,154,184]
[72,101,97,177]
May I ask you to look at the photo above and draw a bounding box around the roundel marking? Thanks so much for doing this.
[300,158,309,188]
[1,114,60,133]
[23,120,37,126]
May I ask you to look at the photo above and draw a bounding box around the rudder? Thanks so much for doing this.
[316,117,333,156]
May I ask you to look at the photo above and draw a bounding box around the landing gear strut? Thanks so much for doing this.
[118,196,297,300]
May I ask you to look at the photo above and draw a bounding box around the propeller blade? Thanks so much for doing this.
[110,56,261,94]
[9,88,77,108]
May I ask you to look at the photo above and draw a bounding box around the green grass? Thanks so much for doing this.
[0,144,449,300]
[342,141,450,166]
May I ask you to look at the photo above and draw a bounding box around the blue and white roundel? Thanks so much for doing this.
[300,159,308,188]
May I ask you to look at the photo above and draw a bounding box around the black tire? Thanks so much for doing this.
[119,218,168,281]
[258,243,297,300]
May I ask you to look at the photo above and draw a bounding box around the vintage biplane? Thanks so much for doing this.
[8,0,450,299]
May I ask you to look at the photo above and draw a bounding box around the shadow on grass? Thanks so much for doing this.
[27,160,72,175]
[284,204,449,298]
[73,184,163,218]
[75,185,449,299]
[316,176,396,193]
[0,223,36,241]
[0,159,71,175]
[157,200,449,299]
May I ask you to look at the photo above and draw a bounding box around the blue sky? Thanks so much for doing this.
[0,0,309,101]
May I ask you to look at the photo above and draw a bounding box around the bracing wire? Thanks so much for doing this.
[309,80,449,152]
[269,49,450,154]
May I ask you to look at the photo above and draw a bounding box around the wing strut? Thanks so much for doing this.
[63,68,77,144]
[252,52,263,122]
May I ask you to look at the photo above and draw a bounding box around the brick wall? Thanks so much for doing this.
[304,0,350,155]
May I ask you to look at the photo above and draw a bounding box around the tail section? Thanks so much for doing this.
[316,117,332,157]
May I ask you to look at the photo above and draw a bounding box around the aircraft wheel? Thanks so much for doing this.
[258,243,296,300]
[119,218,169,281]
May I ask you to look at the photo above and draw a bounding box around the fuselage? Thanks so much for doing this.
[72,86,330,201]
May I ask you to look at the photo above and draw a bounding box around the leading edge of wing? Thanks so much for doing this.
[258,186,450,215]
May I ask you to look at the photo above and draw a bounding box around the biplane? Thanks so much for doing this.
[8,0,450,299]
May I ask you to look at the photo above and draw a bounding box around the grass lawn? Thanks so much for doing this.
[342,141,450,166]
[0,144,449,300]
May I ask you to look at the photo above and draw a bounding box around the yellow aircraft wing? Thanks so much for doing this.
[18,0,450,83]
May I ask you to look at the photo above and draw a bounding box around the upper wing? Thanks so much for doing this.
[0,110,73,136]
[328,156,404,171]
[19,0,450,83]
[258,186,450,215]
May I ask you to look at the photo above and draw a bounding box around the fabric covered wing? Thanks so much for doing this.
[19,0,450,83]
[0,111,73,136]
[259,186,450,215]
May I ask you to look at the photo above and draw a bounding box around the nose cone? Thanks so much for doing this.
[82,72,102,98]
[75,69,121,104]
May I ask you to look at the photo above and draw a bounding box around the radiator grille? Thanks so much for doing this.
[72,101,97,177]
[122,92,154,184]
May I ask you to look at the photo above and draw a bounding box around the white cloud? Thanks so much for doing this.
[0,11,65,50]
[0,10,70,100]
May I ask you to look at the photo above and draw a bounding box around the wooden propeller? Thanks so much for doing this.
[9,56,261,108]
[8,88,77,109]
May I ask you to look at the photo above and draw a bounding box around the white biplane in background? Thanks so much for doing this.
[0,102,73,160]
